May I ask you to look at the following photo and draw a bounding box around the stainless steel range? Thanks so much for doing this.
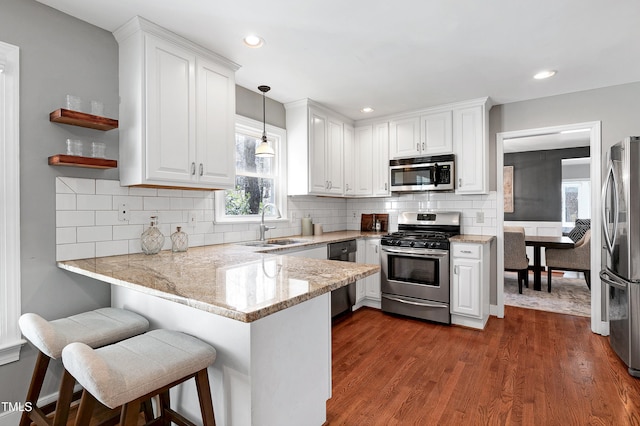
[381,211,461,324]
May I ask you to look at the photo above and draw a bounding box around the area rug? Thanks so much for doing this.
[503,273,591,317]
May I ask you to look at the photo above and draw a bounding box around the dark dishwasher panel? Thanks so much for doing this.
[327,240,357,318]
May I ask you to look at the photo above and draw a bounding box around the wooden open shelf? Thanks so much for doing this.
[50,108,118,131]
[48,155,117,169]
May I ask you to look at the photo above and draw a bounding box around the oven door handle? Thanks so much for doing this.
[381,247,449,258]
[382,294,448,309]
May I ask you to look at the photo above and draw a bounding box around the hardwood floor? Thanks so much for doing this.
[327,306,640,425]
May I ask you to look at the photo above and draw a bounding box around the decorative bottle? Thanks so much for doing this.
[171,226,189,253]
[141,216,165,255]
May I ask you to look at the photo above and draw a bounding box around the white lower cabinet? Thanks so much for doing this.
[450,241,490,329]
[355,238,381,309]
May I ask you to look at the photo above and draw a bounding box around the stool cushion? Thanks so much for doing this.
[19,308,149,359]
[62,329,217,409]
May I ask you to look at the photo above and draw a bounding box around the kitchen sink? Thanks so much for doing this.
[238,238,311,248]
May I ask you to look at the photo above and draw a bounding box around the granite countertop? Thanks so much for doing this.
[450,234,496,244]
[58,232,381,323]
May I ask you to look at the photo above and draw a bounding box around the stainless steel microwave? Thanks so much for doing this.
[389,154,455,192]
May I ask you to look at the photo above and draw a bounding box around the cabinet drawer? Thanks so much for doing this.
[452,244,481,259]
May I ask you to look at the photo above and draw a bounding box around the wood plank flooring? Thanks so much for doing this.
[326,306,640,425]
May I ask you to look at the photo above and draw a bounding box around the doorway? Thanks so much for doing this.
[496,122,606,335]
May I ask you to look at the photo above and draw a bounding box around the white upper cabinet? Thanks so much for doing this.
[343,125,355,195]
[373,122,390,196]
[114,17,238,189]
[389,111,452,159]
[389,116,421,158]
[286,99,351,196]
[454,101,489,194]
[354,125,373,196]
[421,110,453,155]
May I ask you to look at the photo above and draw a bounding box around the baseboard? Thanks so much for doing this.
[0,410,21,426]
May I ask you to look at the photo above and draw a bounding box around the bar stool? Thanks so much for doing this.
[18,308,150,426]
[62,329,217,426]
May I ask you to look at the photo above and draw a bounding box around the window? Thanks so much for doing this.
[561,158,591,230]
[0,41,23,365]
[215,115,287,222]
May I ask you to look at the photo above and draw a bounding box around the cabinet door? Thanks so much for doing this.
[451,257,481,317]
[372,122,390,196]
[354,125,373,196]
[389,116,420,159]
[326,118,344,194]
[196,57,235,188]
[343,125,355,196]
[308,109,328,193]
[355,240,366,304]
[145,35,196,183]
[364,239,381,300]
[422,111,453,155]
[454,105,486,194]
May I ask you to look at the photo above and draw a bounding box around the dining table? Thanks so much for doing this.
[524,235,575,291]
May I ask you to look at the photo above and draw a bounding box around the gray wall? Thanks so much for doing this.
[489,82,640,191]
[504,147,590,222]
[0,0,286,410]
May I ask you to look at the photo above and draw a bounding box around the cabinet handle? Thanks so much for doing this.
[416,143,420,151]
[422,142,425,150]
[454,265,459,275]
[458,178,462,187]
[375,245,378,254]
[385,182,388,191]
[199,163,203,176]
[329,181,333,189]
[461,250,472,254]
[191,162,196,175]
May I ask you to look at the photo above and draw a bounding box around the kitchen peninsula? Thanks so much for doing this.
[58,243,379,426]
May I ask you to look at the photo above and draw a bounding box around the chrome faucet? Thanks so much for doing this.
[259,203,282,241]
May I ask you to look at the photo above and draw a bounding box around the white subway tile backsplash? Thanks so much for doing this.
[143,196,171,211]
[129,187,157,197]
[56,227,76,244]
[77,194,113,211]
[96,180,129,196]
[77,226,113,243]
[96,211,120,226]
[59,177,95,195]
[56,194,76,210]
[171,197,194,210]
[96,240,129,257]
[113,196,143,211]
[57,211,94,227]
[113,224,145,240]
[57,243,95,261]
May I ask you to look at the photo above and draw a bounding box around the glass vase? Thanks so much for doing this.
[141,217,165,255]
[171,226,189,253]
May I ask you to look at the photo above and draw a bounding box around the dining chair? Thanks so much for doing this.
[504,226,530,293]
[545,229,591,292]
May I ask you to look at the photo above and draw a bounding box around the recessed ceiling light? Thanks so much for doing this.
[533,70,557,80]
[243,34,264,48]
[360,107,374,113]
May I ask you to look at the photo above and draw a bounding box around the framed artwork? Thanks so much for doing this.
[504,166,514,213]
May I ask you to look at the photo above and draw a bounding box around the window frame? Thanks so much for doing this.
[214,115,288,224]
[0,41,24,365]
[561,179,591,229]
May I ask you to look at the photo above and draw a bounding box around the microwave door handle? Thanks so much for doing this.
[601,164,618,255]
[432,163,439,187]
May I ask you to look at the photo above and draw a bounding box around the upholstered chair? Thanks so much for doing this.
[504,226,530,294]
[545,229,591,292]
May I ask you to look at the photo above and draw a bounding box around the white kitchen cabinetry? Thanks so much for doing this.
[454,101,489,194]
[282,244,327,259]
[450,241,490,329]
[389,111,452,159]
[354,125,373,196]
[354,238,381,309]
[115,17,238,189]
[372,123,390,197]
[343,125,355,196]
[286,99,351,196]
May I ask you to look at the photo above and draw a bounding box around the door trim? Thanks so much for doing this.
[496,121,605,335]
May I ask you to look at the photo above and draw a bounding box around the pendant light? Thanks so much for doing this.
[255,85,275,158]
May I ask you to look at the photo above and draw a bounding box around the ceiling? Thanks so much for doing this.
[36,0,640,120]
[504,131,591,153]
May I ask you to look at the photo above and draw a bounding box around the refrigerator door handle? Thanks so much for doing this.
[602,164,619,256]
[599,269,628,291]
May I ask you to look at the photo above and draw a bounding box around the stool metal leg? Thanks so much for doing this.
[20,351,50,426]
[195,369,216,426]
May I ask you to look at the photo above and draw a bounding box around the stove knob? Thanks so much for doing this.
[410,241,415,247]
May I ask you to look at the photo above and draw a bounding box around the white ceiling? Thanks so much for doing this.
[36,0,640,120]
[504,131,591,153]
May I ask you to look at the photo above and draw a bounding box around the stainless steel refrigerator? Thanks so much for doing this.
[600,136,640,378]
